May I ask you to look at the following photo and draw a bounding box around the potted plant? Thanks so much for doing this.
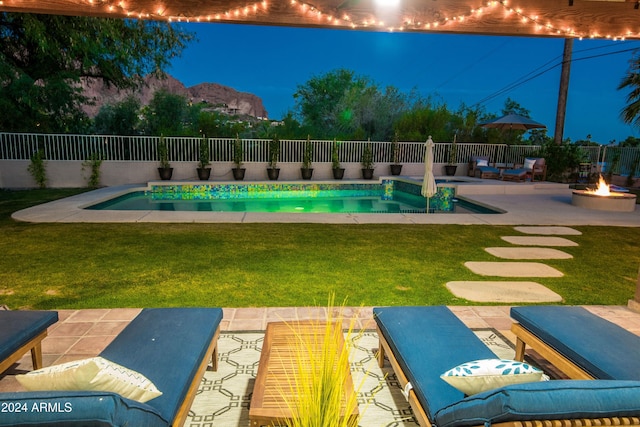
[444,134,457,176]
[301,135,314,180]
[267,134,280,180]
[331,139,345,180]
[389,131,403,176]
[231,134,246,181]
[197,135,211,181]
[157,135,173,180]
[361,139,374,180]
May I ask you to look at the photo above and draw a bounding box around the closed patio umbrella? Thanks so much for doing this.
[421,136,437,213]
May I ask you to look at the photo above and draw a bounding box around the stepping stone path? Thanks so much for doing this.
[449,226,581,303]
[465,262,564,277]
[484,247,573,260]
[446,281,563,303]
[501,236,579,246]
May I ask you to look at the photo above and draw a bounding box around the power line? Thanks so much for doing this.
[473,43,640,108]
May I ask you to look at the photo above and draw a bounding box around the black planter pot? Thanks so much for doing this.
[301,168,314,180]
[332,168,345,180]
[197,167,211,181]
[444,165,458,176]
[361,168,374,180]
[390,164,403,176]
[158,167,173,180]
[232,168,246,181]
[267,168,280,180]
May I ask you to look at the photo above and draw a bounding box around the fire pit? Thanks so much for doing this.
[572,176,637,212]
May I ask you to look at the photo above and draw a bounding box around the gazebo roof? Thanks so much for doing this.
[1,0,639,40]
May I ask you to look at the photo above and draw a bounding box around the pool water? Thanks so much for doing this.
[86,190,500,214]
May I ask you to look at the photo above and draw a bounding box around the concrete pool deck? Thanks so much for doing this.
[11,177,640,225]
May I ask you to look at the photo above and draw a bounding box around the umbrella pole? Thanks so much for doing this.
[426,196,430,214]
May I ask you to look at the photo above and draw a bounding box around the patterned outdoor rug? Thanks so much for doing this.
[187,329,515,427]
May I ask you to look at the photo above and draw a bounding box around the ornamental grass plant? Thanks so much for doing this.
[278,296,367,427]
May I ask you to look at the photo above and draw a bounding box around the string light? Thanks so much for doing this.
[6,0,635,40]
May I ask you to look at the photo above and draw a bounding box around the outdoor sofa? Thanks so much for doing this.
[374,305,640,427]
[0,310,58,375]
[0,307,223,427]
[510,305,640,380]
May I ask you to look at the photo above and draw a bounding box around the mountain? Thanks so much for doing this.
[80,74,268,119]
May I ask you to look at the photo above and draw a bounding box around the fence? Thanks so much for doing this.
[1,132,638,176]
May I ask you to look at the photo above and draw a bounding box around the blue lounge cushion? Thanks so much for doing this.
[510,306,640,380]
[0,391,167,427]
[374,306,496,419]
[477,166,500,174]
[99,308,223,423]
[502,168,527,177]
[434,380,640,427]
[0,310,58,362]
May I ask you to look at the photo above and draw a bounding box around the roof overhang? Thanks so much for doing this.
[1,0,640,40]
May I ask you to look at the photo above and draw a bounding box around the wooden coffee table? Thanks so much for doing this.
[249,320,359,427]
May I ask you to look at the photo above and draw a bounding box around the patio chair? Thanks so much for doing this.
[374,305,640,427]
[510,305,640,380]
[0,310,58,375]
[468,155,500,179]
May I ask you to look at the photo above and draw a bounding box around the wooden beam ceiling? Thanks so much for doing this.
[1,0,639,40]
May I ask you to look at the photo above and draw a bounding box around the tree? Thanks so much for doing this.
[619,52,640,129]
[0,13,193,132]
[94,96,141,135]
[141,89,191,136]
[293,68,369,138]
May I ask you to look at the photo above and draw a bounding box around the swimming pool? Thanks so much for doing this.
[85,181,502,214]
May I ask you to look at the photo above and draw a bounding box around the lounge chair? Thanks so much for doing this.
[468,156,500,179]
[0,310,58,375]
[502,157,547,182]
[374,306,640,427]
[510,305,640,380]
[0,307,223,427]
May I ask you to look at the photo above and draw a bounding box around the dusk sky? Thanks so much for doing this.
[168,22,640,144]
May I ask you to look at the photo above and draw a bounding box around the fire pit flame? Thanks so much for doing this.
[586,175,611,196]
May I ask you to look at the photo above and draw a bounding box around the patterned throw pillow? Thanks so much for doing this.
[16,356,162,403]
[476,159,489,167]
[440,359,545,396]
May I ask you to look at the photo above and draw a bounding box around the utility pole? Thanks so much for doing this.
[554,38,573,145]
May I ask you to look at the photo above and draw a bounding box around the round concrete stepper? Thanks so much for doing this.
[484,247,573,260]
[501,236,579,247]
[513,226,582,236]
[464,261,564,277]
[446,281,563,303]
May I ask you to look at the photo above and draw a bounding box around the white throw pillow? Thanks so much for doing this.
[476,159,489,167]
[16,357,162,403]
[524,158,537,170]
[440,359,545,396]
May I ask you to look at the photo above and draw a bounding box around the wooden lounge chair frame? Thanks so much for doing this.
[0,329,48,374]
[511,322,594,380]
[173,324,220,427]
[377,324,640,427]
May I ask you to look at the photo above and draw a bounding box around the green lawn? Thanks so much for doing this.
[1,189,638,309]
